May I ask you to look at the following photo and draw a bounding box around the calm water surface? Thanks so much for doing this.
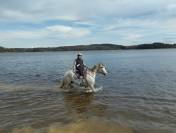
[0,49,176,133]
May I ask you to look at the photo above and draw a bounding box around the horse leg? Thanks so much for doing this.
[85,82,95,92]
[84,79,89,88]
[80,78,85,86]
[90,84,95,91]
[60,76,73,89]
[60,79,66,89]
[69,81,74,88]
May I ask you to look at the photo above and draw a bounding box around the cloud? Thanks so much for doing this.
[1,0,176,47]
[46,25,90,38]
[0,25,91,47]
[0,0,175,22]
[0,25,90,39]
[126,34,143,40]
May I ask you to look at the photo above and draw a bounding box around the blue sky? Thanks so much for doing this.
[0,0,176,48]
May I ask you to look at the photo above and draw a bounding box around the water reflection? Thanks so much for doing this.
[63,92,94,114]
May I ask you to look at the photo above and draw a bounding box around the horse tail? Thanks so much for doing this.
[60,79,65,88]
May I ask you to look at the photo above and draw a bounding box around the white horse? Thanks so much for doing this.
[60,63,107,92]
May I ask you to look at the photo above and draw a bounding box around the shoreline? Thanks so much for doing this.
[0,47,176,53]
[1,43,176,53]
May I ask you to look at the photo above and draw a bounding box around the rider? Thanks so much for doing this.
[74,52,85,79]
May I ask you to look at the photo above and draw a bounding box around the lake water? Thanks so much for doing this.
[0,49,176,133]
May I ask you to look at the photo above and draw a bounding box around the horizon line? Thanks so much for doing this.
[1,42,176,49]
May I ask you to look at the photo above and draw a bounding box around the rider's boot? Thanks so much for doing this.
[80,77,85,86]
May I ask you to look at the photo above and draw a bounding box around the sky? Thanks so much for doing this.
[0,0,176,48]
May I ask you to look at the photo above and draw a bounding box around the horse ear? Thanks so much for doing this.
[99,63,104,67]
[100,63,105,68]
[98,63,101,67]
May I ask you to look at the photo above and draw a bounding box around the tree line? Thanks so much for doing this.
[0,43,176,52]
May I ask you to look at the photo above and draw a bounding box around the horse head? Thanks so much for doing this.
[97,63,108,75]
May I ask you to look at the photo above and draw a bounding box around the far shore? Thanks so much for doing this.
[0,42,176,52]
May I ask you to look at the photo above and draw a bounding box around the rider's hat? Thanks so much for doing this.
[77,52,82,56]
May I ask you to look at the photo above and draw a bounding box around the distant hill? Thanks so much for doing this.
[0,46,5,52]
[57,44,125,51]
[127,42,176,49]
[0,43,176,52]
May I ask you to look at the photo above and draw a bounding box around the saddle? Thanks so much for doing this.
[74,66,88,79]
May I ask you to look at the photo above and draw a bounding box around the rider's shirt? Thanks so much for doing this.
[75,58,84,69]
[75,58,84,76]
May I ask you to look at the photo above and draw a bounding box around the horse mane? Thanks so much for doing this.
[90,64,99,72]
